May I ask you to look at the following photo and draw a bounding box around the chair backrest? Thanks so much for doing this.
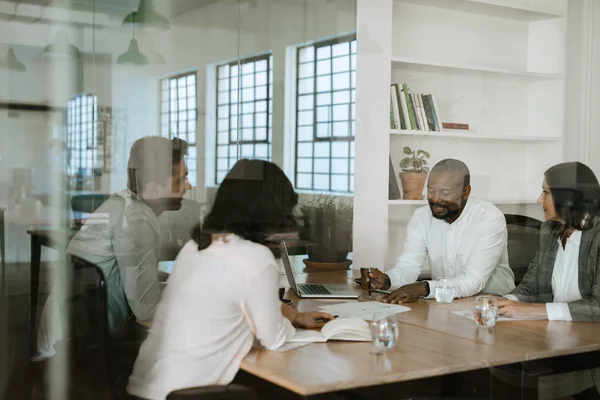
[504,214,542,285]
[70,194,111,213]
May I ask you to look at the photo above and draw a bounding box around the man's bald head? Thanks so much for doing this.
[430,159,470,189]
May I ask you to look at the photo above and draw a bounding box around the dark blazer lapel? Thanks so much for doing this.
[539,223,560,298]
[578,221,599,298]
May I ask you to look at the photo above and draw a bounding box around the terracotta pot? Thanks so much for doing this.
[399,171,427,200]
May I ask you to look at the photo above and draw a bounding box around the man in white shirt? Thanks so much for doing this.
[367,159,515,303]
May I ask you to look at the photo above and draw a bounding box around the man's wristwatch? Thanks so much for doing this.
[423,281,430,297]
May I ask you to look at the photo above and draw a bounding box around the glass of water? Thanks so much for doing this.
[435,278,455,304]
[371,313,399,355]
[474,295,498,328]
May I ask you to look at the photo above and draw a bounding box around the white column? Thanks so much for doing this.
[353,0,393,272]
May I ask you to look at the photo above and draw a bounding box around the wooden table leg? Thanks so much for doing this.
[30,234,42,355]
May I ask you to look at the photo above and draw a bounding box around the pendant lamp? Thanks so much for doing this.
[117,21,149,66]
[0,47,26,71]
[43,31,81,58]
[122,0,170,30]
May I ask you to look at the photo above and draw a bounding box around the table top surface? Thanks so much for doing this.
[240,269,600,396]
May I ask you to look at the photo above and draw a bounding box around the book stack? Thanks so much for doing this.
[390,83,444,132]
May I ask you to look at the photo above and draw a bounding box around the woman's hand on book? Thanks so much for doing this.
[293,312,335,329]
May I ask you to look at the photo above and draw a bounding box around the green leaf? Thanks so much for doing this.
[399,158,412,169]
[403,146,413,155]
[417,150,431,158]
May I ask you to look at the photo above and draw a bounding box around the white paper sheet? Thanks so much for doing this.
[318,301,410,320]
[452,310,542,322]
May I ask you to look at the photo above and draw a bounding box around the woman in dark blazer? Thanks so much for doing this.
[498,162,600,321]
[498,162,600,400]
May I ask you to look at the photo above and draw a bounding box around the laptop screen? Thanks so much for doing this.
[280,241,298,292]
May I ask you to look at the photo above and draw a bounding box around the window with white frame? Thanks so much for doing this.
[66,93,98,179]
[295,36,356,193]
[215,54,273,184]
[160,72,197,187]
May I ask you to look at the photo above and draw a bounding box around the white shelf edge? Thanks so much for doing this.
[390,129,561,142]
[388,199,538,205]
[391,56,564,79]
[395,0,565,22]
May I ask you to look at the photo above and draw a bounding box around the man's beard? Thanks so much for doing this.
[429,202,461,221]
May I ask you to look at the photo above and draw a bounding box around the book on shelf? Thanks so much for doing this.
[399,86,411,130]
[418,94,428,131]
[402,83,418,130]
[422,94,437,131]
[431,94,443,130]
[442,122,470,130]
[389,156,401,200]
[286,318,371,343]
[390,84,403,130]
[390,99,397,129]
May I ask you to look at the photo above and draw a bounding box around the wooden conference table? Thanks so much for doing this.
[238,262,600,398]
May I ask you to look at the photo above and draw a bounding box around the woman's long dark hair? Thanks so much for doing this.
[545,162,600,235]
[191,159,299,250]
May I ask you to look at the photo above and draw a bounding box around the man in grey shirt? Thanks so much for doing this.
[68,136,192,334]
[34,136,192,359]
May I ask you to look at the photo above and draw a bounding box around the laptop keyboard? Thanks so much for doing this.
[299,284,331,295]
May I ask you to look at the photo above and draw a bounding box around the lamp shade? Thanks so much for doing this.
[43,31,80,58]
[1,47,26,72]
[122,0,170,30]
[117,38,149,65]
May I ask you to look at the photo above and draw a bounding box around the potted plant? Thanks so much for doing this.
[399,146,430,200]
[299,195,353,269]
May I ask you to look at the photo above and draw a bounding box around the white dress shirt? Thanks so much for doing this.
[506,230,582,321]
[387,198,515,298]
[127,235,296,400]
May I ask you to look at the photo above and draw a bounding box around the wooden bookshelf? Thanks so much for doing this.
[390,129,561,142]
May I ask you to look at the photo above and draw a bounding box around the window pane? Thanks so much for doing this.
[315,142,330,157]
[298,95,313,110]
[299,47,314,62]
[332,159,349,174]
[256,100,267,112]
[316,75,331,92]
[255,71,267,86]
[297,158,313,173]
[256,113,267,127]
[317,59,331,75]
[316,93,331,106]
[316,106,331,122]
[332,42,349,57]
[333,141,350,157]
[297,143,313,157]
[255,85,267,100]
[298,110,313,126]
[256,127,267,141]
[242,88,254,102]
[298,78,314,94]
[333,56,350,73]
[298,126,313,141]
[351,40,357,53]
[316,123,329,138]
[314,174,329,190]
[255,60,267,72]
[331,175,348,192]
[242,62,254,74]
[299,63,314,78]
[333,121,350,137]
[314,159,330,174]
[255,144,268,158]
[297,173,312,188]
[242,102,255,114]
[242,74,254,88]
[242,128,253,141]
[316,46,331,60]
[333,104,349,121]
[333,72,350,90]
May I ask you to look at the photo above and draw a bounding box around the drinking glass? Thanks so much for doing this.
[435,278,455,304]
[370,313,399,355]
[474,295,498,328]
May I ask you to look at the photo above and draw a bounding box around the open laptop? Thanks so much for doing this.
[280,241,359,298]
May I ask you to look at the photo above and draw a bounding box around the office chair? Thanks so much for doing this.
[504,214,542,285]
[166,385,258,399]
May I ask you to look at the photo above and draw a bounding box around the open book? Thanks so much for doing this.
[287,317,371,343]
